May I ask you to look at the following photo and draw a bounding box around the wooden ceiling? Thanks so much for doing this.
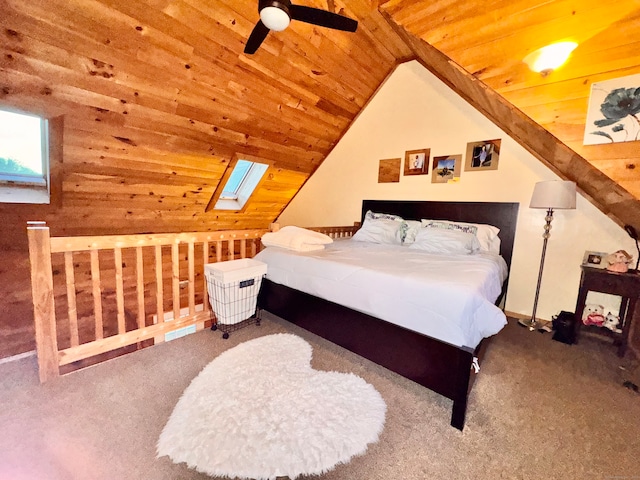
[0,0,413,241]
[0,0,638,242]
[381,0,640,198]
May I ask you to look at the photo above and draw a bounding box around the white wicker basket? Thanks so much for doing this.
[205,259,267,326]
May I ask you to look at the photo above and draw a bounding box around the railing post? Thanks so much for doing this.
[27,222,59,383]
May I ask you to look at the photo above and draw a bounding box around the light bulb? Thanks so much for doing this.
[260,6,290,31]
[523,42,578,76]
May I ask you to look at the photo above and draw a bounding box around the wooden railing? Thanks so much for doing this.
[307,223,361,238]
[27,222,360,383]
[27,222,268,383]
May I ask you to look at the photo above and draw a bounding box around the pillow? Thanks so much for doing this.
[261,226,333,252]
[352,217,403,245]
[488,236,501,255]
[421,219,500,252]
[363,211,423,245]
[399,220,422,244]
[364,210,403,222]
[421,219,478,235]
[408,228,480,255]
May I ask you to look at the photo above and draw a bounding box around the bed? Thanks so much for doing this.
[256,200,519,430]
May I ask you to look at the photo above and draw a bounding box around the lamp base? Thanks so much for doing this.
[518,317,540,331]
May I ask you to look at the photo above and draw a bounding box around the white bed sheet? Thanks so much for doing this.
[255,238,509,349]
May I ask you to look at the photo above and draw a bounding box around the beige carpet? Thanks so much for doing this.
[0,313,638,480]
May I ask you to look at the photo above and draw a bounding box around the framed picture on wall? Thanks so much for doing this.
[403,148,430,176]
[378,158,401,183]
[431,155,461,184]
[583,72,640,145]
[464,139,501,171]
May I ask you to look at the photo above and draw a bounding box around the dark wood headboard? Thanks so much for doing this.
[361,200,520,270]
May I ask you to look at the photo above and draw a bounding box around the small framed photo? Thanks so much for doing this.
[378,158,401,183]
[431,154,461,184]
[582,251,608,268]
[464,139,501,171]
[404,148,430,176]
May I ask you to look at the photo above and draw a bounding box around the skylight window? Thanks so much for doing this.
[219,160,253,200]
[207,156,270,212]
[0,107,50,203]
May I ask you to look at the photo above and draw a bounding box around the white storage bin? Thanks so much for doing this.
[205,259,267,329]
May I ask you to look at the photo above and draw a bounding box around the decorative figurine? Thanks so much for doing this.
[605,250,633,273]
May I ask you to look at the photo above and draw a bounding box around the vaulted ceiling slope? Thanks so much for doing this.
[0,0,411,243]
[380,0,640,230]
[0,0,638,244]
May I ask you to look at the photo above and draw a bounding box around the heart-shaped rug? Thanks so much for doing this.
[157,333,386,480]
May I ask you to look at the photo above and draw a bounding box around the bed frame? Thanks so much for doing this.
[258,200,519,430]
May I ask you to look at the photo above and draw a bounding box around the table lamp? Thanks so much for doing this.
[519,180,577,331]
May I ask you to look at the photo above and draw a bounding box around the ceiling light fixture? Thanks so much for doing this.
[523,41,578,76]
[260,4,291,31]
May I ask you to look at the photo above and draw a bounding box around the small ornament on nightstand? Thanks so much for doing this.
[603,312,622,333]
[582,303,605,327]
[605,250,633,273]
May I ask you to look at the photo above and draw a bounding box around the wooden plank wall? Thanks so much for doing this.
[0,0,409,359]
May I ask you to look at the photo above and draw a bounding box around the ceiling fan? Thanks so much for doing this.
[244,0,358,54]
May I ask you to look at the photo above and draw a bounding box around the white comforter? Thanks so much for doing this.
[255,239,509,349]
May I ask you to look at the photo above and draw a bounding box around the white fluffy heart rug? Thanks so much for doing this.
[157,333,386,480]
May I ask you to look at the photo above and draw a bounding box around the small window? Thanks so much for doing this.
[208,157,269,211]
[0,108,50,204]
[219,160,254,200]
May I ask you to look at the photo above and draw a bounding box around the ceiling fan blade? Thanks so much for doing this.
[244,20,270,54]
[289,5,357,32]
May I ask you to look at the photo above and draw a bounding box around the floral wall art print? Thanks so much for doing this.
[583,73,640,145]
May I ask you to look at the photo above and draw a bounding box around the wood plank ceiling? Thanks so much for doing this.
[1,0,638,242]
[0,0,410,241]
[380,0,640,199]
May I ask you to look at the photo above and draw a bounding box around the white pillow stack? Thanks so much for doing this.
[261,226,333,252]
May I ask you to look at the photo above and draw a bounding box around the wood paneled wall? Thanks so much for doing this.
[0,0,410,358]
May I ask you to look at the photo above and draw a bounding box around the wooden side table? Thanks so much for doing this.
[574,266,640,357]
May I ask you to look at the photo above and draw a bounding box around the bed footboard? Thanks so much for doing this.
[258,279,478,430]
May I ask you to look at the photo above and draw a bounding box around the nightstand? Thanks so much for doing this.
[574,266,640,357]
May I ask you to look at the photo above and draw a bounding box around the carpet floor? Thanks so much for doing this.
[0,313,638,480]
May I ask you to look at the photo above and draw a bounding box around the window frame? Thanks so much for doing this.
[206,154,272,212]
[0,106,61,206]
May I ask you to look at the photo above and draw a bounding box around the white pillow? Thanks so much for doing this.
[261,226,333,252]
[421,219,499,252]
[488,236,501,255]
[409,228,480,255]
[352,218,403,245]
[365,210,403,222]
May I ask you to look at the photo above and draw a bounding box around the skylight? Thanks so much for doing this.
[211,158,269,211]
[220,160,253,200]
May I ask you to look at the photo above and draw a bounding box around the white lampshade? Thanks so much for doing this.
[529,180,576,209]
[260,6,290,31]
